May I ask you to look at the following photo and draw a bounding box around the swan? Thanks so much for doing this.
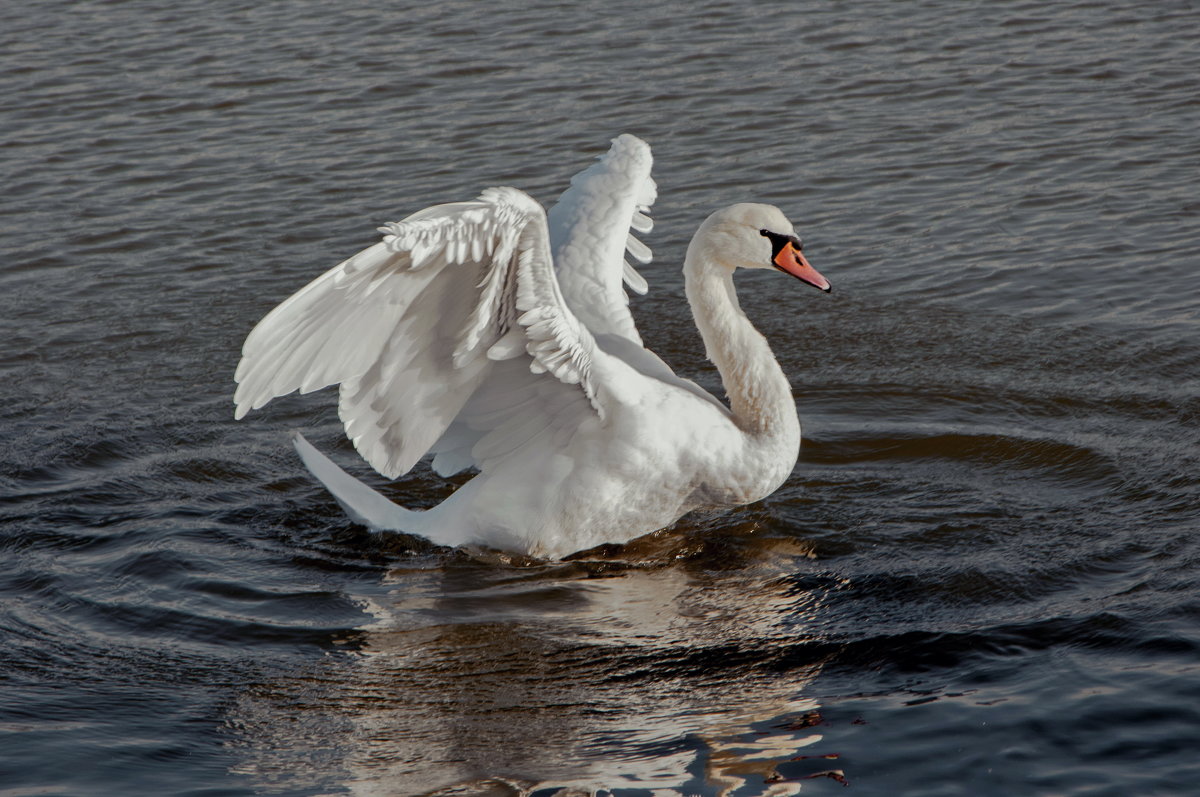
[233,134,831,559]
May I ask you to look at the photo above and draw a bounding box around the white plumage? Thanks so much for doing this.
[234,134,831,558]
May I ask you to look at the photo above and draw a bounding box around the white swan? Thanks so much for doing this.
[233,134,830,559]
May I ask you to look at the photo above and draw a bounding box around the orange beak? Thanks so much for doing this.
[773,242,831,293]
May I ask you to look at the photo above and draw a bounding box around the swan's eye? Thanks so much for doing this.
[760,229,790,259]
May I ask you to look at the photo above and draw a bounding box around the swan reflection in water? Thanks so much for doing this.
[226,528,840,795]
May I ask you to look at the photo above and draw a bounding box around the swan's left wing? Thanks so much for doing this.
[234,187,612,479]
[548,133,657,346]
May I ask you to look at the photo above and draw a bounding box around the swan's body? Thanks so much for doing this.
[234,135,830,559]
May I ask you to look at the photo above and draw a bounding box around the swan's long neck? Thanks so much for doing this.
[683,243,800,441]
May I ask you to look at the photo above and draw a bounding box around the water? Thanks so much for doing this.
[2,0,1198,794]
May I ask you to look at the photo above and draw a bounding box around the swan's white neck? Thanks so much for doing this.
[683,241,800,442]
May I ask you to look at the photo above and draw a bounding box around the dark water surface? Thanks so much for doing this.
[3,1,1199,794]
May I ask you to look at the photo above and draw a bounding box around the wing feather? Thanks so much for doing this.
[547,133,658,345]
[622,260,649,295]
[234,187,607,479]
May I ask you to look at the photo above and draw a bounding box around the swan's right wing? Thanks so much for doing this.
[234,187,612,480]
[548,133,657,346]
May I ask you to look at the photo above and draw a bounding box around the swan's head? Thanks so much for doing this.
[694,203,831,293]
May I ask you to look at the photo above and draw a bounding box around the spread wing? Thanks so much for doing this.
[233,187,610,479]
[548,133,657,346]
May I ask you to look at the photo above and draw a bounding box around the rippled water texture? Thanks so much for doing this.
[2,1,1199,794]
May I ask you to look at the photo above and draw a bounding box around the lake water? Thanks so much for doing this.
[2,1,1199,794]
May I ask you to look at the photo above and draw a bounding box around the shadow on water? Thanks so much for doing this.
[224,524,848,795]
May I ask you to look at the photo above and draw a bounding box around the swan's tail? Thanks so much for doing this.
[291,432,421,532]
